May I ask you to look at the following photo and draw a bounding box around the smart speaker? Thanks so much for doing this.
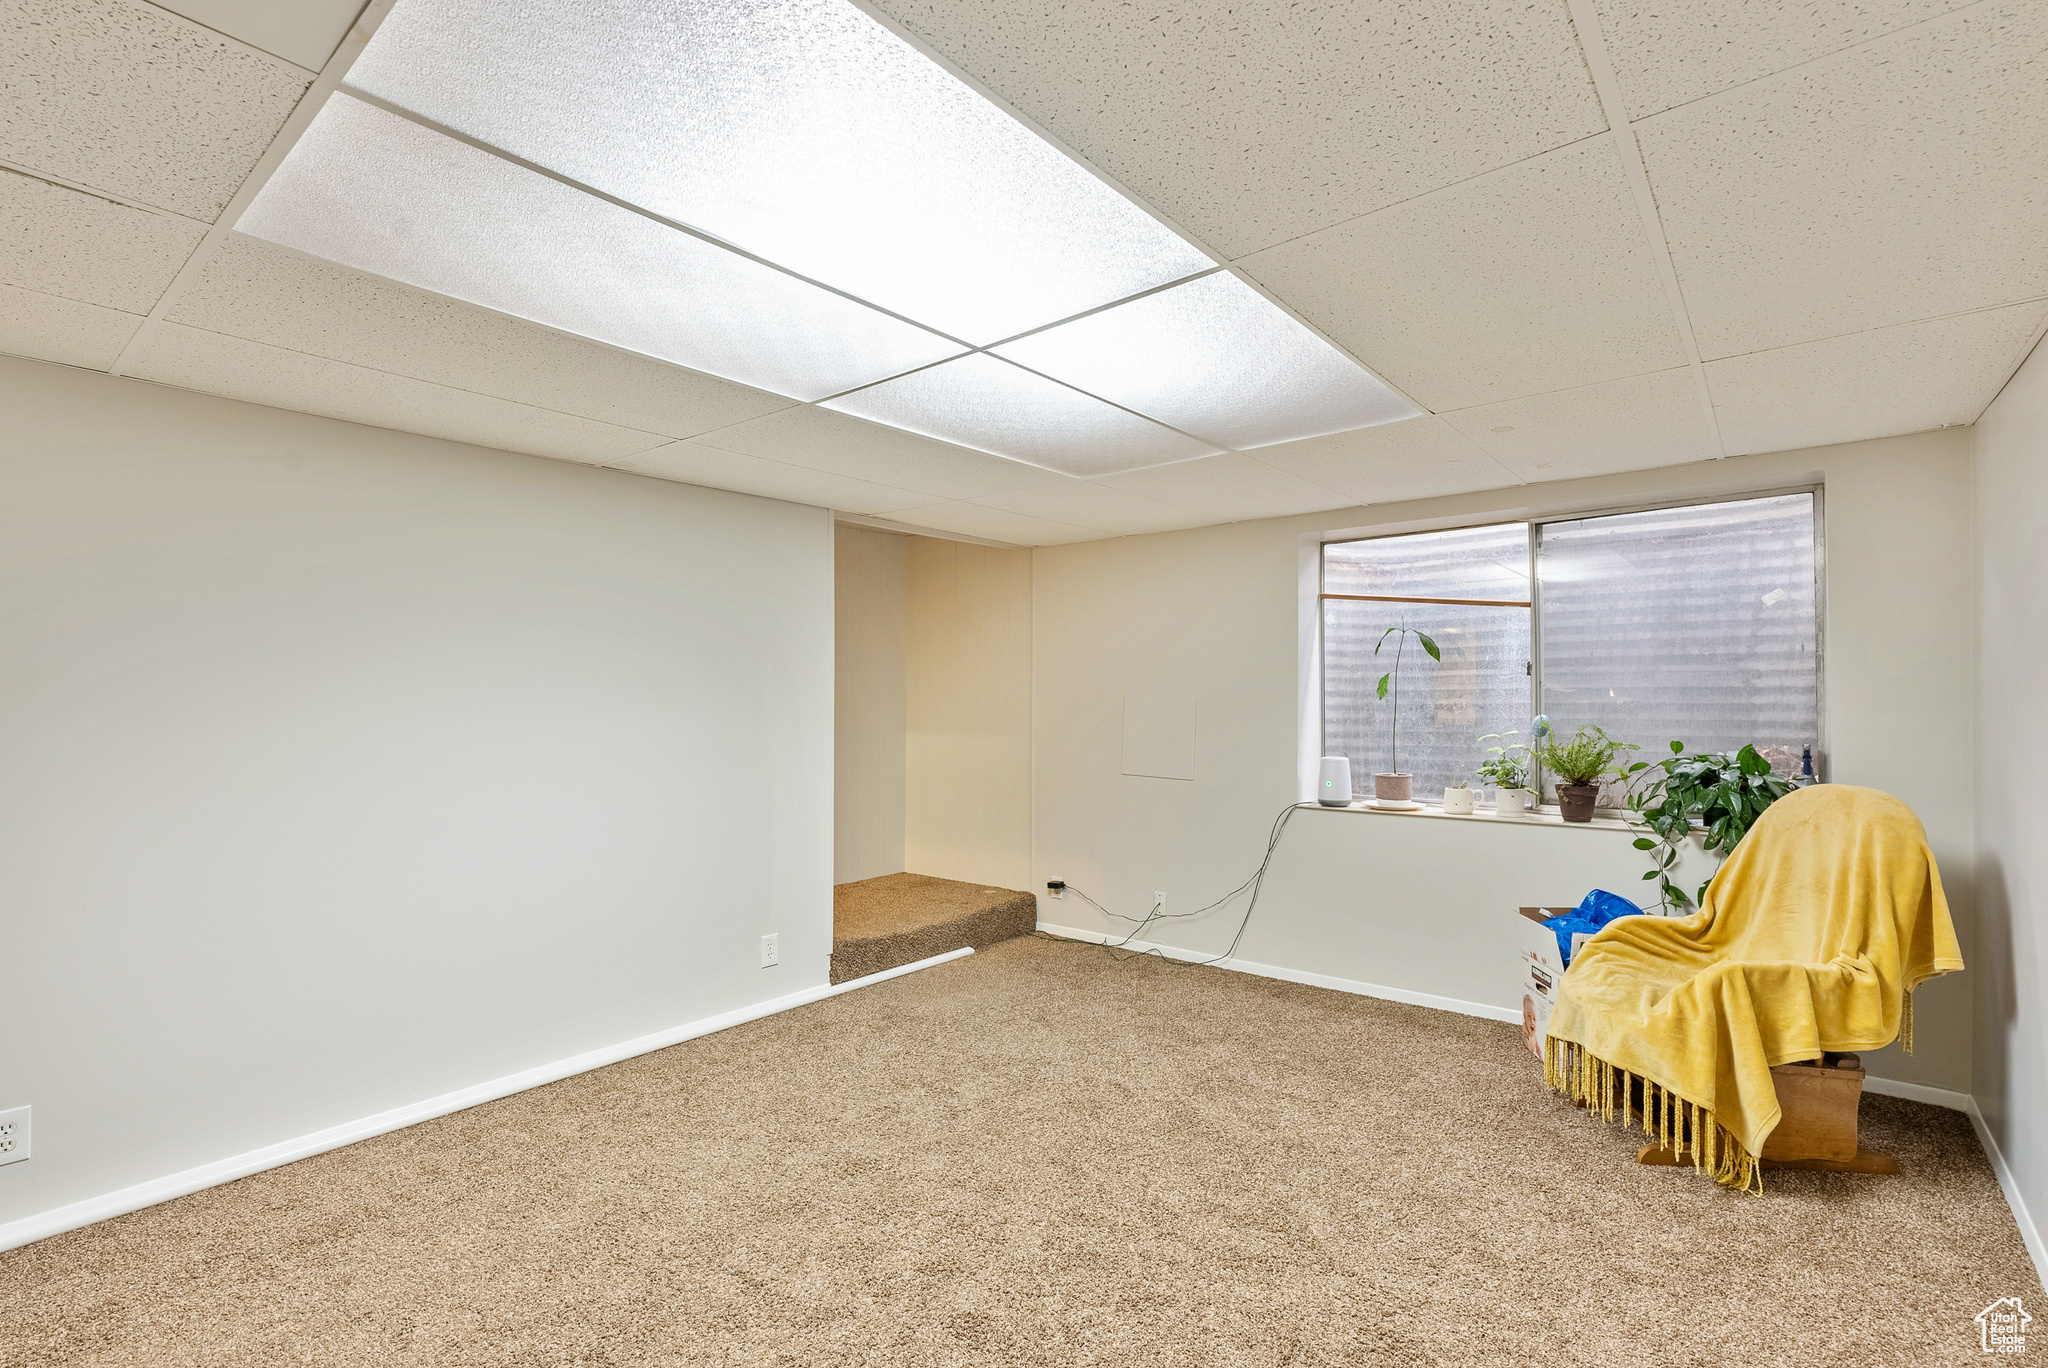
[1317,755,1354,806]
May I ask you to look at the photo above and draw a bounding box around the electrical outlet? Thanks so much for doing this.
[1046,880,1066,900]
[760,933,779,968]
[0,1106,30,1166]
[1154,890,1168,912]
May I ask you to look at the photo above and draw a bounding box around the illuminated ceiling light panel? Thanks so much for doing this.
[237,95,961,401]
[346,0,1214,345]
[820,354,1220,477]
[994,273,1422,450]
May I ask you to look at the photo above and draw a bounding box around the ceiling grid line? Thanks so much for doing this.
[1563,0,1726,460]
[0,158,212,225]
[136,0,323,76]
[1625,0,1998,129]
[841,0,1432,421]
[105,0,394,378]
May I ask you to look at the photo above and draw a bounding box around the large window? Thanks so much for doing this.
[1320,491,1820,805]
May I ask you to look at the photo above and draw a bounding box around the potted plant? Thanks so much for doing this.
[1476,732,1532,815]
[1624,742,1797,909]
[1371,622,1440,803]
[1532,724,1638,822]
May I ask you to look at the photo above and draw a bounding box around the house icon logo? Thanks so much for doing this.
[1977,1297,2031,1353]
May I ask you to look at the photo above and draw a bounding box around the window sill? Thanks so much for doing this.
[1302,801,1642,832]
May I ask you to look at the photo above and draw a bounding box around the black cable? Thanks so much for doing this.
[1033,801,1303,968]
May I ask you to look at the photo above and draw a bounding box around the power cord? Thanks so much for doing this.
[1032,801,1303,968]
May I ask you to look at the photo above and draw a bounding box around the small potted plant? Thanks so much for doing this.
[1476,732,1532,815]
[1533,724,1638,822]
[1371,622,1440,804]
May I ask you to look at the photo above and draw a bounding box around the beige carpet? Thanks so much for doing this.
[829,872,1035,983]
[3,936,2035,1366]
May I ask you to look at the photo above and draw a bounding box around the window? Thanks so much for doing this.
[1320,492,1820,805]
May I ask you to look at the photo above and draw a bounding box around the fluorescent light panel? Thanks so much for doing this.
[347,0,1213,345]
[237,95,960,401]
[822,354,1219,477]
[995,273,1422,450]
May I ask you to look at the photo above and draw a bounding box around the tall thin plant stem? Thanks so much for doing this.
[1391,623,1405,774]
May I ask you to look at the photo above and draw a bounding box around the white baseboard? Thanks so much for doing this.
[1861,1074,1971,1111]
[0,947,973,1254]
[1965,1097,2048,1286]
[1034,921,1518,1024]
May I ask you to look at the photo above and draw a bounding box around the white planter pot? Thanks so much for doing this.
[1495,788,1531,816]
[1443,786,1475,815]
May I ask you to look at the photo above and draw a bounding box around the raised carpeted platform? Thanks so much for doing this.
[830,871,1036,983]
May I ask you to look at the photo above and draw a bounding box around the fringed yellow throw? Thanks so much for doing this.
[1544,785,1962,1192]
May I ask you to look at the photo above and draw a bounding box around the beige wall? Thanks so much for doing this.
[0,356,835,1234]
[1033,429,1977,1092]
[835,525,908,884]
[1975,333,2048,1239]
[906,536,1033,891]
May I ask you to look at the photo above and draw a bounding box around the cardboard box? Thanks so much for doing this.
[1514,907,1576,1058]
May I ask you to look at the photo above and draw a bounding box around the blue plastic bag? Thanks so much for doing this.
[1543,888,1644,966]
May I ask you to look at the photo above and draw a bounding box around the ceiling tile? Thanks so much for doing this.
[972,479,1215,535]
[870,0,1607,257]
[1239,137,1683,411]
[171,236,795,439]
[0,0,310,220]
[240,94,963,402]
[607,442,936,516]
[1441,368,1717,482]
[350,0,1211,346]
[1095,453,1354,521]
[1709,303,2048,457]
[992,270,1418,449]
[151,0,362,71]
[1639,0,2048,360]
[688,405,1066,502]
[1254,415,1523,506]
[0,282,143,369]
[1592,0,1971,119]
[0,167,206,313]
[876,500,1103,547]
[821,352,1218,477]
[123,322,669,465]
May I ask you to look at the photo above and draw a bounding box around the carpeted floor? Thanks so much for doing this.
[3,936,2035,1366]
[829,872,1035,983]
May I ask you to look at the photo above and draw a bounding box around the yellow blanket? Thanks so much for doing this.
[1544,784,1962,1190]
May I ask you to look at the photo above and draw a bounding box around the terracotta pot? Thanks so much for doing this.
[1373,771,1412,802]
[1558,783,1600,823]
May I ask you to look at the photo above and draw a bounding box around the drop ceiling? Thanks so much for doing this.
[1,0,2042,547]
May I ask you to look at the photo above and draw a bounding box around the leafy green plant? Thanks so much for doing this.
[1373,623,1440,775]
[1475,732,1530,791]
[1625,742,1797,910]
[1532,724,1637,787]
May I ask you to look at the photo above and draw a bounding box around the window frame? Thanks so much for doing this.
[1317,483,1827,809]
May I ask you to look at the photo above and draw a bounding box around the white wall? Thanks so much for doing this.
[1034,430,1976,1090]
[834,525,908,883]
[0,357,835,1231]
[905,536,1032,891]
[1975,335,2048,1227]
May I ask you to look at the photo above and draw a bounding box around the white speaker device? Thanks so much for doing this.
[1317,755,1353,806]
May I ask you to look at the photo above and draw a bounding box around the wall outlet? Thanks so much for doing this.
[1153,890,1168,913]
[760,933,779,968]
[0,1106,29,1166]
[1046,880,1066,900]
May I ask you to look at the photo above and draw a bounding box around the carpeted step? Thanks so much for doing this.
[830,872,1036,984]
